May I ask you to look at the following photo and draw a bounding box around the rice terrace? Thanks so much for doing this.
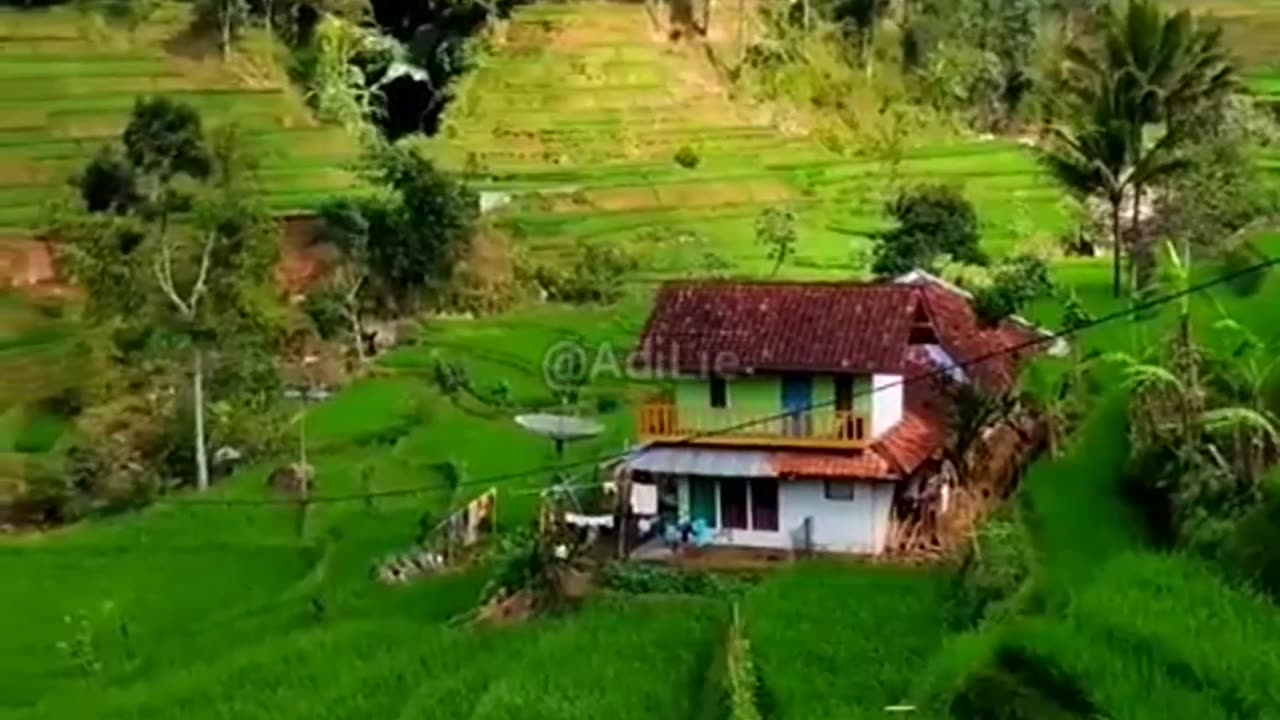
[1,0,1280,716]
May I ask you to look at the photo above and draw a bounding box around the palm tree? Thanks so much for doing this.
[1061,0,1236,288]
[1040,73,1133,297]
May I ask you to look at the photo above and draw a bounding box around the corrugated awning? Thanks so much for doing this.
[622,446,905,481]
[624,447,775,477]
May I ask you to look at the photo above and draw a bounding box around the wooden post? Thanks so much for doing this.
[615,468,632,560]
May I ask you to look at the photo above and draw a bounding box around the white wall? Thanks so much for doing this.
[676,478,897,554]
[871,374,904,438]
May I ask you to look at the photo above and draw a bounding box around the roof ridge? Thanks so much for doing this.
[656,277,906,290]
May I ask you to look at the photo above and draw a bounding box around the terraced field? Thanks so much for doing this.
[0,3,358,231]
[422,2,1072,279]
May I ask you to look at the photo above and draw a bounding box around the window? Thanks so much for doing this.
[720,478,749,529]
[834,374,853,411]
[751,479,779,531]
[908,302,938,344]
[824,481,856,501]
[709,375,728,408]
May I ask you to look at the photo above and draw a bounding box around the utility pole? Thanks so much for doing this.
[283,355,331,472]
[615,467,632,559]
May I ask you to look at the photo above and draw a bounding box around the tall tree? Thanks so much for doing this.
[1057,0,1235,288]
[63,114,279,493]
[1040,72,1132,297]
[316,197,378,361]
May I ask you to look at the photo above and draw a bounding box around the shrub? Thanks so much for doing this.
[972,284,1020,327]
[674,144,701,169]
[873,184,985,276]
[973,254,1054,325]
[536,242,636,304]
[301,284,348,340]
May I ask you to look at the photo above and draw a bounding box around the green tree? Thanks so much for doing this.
[973,254,1054,325]
[77,144,139,215]
[323,143,478,310]
[872,183,984,276]
[62,122,279,493]
[122,97,212,213]
[305,14,379,135]
[316,196,378,361]
[1160,99,1280,252]
[1040,73,1132,297]
[755,207,798,276]
[1056,0,1235,289]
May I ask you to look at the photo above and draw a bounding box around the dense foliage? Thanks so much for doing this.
[318,143,478,312]
[873,184,985,275]
[52,100,285,506]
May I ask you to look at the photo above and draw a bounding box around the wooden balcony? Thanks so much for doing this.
[636,403,869,450]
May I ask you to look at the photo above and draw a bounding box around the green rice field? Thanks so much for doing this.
[0,2,358,231]
[2,0,1280,718]
[421,3,1074,279]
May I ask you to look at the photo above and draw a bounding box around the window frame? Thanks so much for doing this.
[823,480,856,502]
[709,375,729,409]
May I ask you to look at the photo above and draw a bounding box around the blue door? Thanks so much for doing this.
[781,374,813,437]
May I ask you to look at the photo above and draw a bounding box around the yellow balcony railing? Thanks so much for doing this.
[636,403,869,450]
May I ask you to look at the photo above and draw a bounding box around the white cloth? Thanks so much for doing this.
[564,513,614,529]
[630,483,658,516]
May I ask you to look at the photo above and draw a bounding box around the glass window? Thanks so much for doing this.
[709,375,728,408]
[824,481,856,501]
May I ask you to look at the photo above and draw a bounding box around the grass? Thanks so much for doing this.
[0,2,358,232]
[2,1,1280,718]
[745,563,954,719]
[467,596,725,720]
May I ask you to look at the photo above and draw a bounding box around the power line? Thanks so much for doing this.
[164,254,1280,507]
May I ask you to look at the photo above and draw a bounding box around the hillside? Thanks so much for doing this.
[421,2,1073,278]
[0,2,359,232]
[2,1,1280,719]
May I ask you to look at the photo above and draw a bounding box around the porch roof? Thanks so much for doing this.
[622,446,903,481]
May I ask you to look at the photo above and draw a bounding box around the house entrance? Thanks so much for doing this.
[690,477,717,528]
[720,478,748,529]
[781,374,813,437]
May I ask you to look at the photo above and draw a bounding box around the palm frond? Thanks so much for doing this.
[1123,363,1186,392]
[1200,407,1280,444]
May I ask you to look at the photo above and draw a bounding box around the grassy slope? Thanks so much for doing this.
[746,564,954,720]
[911,234,1280,718]
[1,2,1279,719]
[0,2,358,231]
[424,2,1071,279]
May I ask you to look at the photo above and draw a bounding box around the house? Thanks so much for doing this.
[620,272,1048,556]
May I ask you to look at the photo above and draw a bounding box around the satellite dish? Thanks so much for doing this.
[515,413,605,459]
[515,413,604,440]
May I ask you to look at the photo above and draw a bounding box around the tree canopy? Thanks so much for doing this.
[873,183,985,276]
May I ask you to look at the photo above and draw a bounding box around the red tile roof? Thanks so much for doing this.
[636,279,1049,383]
[635,274,1053,480]
[912,284,1044,393]
[636,281,919,375]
